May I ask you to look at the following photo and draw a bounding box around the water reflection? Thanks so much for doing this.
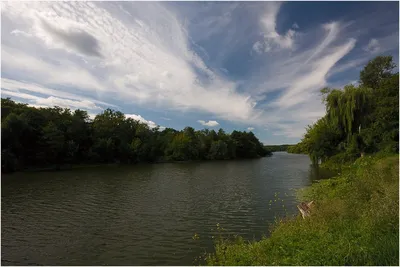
[2,152,332,266]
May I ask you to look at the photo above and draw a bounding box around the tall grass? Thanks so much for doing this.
[205,155,399,266]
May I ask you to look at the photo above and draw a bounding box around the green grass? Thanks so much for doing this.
[205,155,399,266]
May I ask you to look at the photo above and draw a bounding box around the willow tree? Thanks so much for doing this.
[321,85,372,156]
[301,116,342,165]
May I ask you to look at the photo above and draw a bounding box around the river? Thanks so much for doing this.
[1,152,333,265]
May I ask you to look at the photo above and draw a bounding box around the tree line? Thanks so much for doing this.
[288,55,399,165]
[264,144,293,152]
[1,99,272,173]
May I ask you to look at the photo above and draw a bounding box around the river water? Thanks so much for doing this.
[1,152,332,265]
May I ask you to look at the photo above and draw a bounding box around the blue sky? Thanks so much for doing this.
[1,1,398,145]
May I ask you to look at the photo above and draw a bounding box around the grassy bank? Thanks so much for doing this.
[205,155,399,266]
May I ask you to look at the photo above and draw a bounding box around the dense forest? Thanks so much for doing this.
[263,144,293,152]
[1,99,271,173]
[287,55,399,165]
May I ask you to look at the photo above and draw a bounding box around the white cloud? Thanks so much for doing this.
[10,29,32,37]
[2,2,396,141]
[245,21,358,139]
[1,46,105,91]
[247,127,255,131]
[274,38,356,109]
[125,113,164,129]
[253,2,297,54]
[88,113,97,120]
[1,78,115,108]
[363,38,380,53]
[327,57,367,77]
[304,22,340,64]
[1,2,259,124]
[2,89,101,111]
[252,41,264,54]
[197,120,219,127]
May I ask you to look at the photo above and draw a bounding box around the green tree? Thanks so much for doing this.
[293,54,398,164]
[1,99,278,172]
[360,55,396,90]
[301,117,342,165]
[42,121,65,166]
[209,140,229,160]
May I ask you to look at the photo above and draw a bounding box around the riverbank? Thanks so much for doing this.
[205,154,399,265]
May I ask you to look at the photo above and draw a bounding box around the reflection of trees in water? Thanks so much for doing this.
[308,165,335,182]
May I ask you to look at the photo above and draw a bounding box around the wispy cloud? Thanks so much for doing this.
[1,78,114,108]
[1,78,117,112]
[363,38,380,53]
[252,2,297,54]
[1,2,259,124]
[247,127,255,131]
[273,37,357,109]
[1,2,398,143]
[2,88,100,112]
[197,120,219,127]
[245,20,359,138]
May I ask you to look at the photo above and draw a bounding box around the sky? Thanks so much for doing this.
[1,1,399,145]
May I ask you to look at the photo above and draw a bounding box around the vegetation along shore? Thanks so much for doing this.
[205,56,399,266]
[2,99,271,173]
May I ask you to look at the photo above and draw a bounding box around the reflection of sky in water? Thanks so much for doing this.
[2,152,330,265]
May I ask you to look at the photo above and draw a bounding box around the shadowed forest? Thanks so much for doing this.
[2,99,271,173]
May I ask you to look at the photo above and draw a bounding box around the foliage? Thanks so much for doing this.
[206,155,399,266]
[205,54,399,266]
[286,143,307,154]
[264,144,293,152]
[292,55,398,164]
[360,55,396,90]
[1,100,271,173]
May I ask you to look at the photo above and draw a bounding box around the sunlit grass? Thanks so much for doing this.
[204,155,399,266]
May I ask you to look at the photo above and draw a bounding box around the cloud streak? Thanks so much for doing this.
[1,2,398,143]
[363,38,380,53]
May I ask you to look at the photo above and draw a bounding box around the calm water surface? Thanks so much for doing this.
[2,152,332,265]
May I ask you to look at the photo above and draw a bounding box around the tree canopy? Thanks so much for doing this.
[264,144,293,152]
[289,55,399,165]
[1,100,272,173]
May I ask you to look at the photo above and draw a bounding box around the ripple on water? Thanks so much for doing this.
[2,153,322,265]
